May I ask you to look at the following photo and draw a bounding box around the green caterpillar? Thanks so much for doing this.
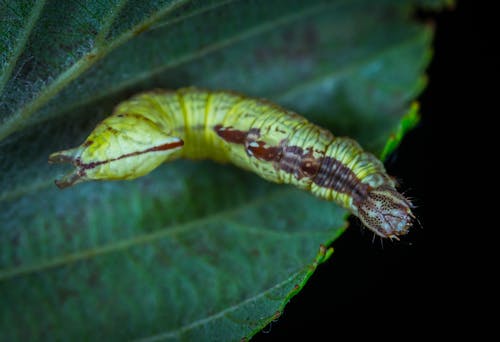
[49,88,414,239]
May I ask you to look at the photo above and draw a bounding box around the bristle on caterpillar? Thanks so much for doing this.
[49,87,414,238]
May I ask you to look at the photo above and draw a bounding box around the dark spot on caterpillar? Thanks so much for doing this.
[246,141,282,161]
[247,128,261,140]
[83,140,93,147]
[214,125,248,144]
[105,125,120,134]
[279,145,319,180]
[300,158,319,177]
[215,125,282,161]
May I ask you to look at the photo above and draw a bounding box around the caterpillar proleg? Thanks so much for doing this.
[49,88,414,239]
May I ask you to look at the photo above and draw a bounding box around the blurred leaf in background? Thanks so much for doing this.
[0,0,449,340]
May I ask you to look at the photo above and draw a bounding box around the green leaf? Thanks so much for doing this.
[0,0,445,340]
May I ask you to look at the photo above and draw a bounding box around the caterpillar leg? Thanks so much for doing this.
[49,114,183,189]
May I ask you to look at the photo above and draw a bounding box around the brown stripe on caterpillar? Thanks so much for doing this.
[77,140,185,171]
[275,143,369,205]
[279,145,319,180]
[214,124,282,161]
[214,125,366,201]
[214,125,248,144]
[246,140,282,161]
[49,140,184,189]
[313,156,369,205]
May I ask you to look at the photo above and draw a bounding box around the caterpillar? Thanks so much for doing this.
[49,87,414,239]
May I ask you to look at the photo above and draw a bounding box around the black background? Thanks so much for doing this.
[253,2,463,339]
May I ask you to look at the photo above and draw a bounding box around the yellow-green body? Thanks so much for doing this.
[49,88,413,238]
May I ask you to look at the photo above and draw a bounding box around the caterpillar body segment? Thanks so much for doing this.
[49,88,414,238]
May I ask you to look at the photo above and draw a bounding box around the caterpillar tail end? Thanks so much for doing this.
[49,132,184,190]
[48,147,87,189]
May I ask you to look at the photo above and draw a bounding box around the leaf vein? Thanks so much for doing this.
[135,264,305,341]
[95,0,130,46]
[0,189,337,281]
[0,0,46,94]
[0,0,191,141]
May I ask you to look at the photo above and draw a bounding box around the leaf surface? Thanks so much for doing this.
[0,0,446,339]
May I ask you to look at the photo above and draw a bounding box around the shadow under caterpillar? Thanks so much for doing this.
[49,87,414,239]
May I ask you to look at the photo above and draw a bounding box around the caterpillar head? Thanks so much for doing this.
[357,185,414,239]
[49,114,183,188]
